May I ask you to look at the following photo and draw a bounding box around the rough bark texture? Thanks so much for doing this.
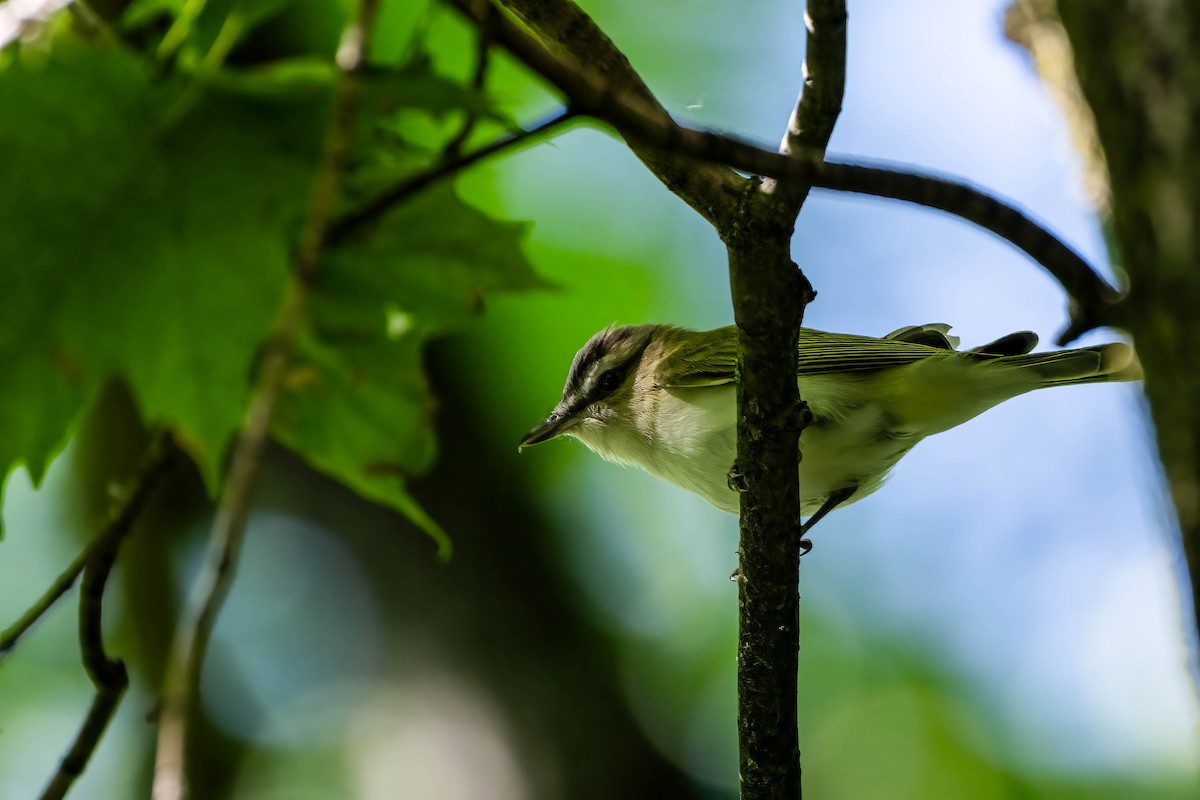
[1049,0,1200,638]
[733,4,846,794]
[727,208,812,798]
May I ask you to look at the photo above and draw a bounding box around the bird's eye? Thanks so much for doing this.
[597,369,621,394]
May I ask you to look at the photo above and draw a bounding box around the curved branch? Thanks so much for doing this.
[40,538,130,800]
[812,159,1121,344]
[35,433,177,800]
[496,0,744,227]
[445,0,1122,342]
[1,434,176,659]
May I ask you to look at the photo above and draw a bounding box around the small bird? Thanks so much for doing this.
[519,323,1141,544]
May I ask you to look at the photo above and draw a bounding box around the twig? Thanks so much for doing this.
[440,15,494,160]
[445,0,1122,342]
[1,434,177,660]
[40,539,129,800]
[762,0,848,216]
[30,433,178,800]
[810,160,1121,343]
[149,3,379,798]
[328,107,576,244]
[496,0,743,227]
[1,540,96,659]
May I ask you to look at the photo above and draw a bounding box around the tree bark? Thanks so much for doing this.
[1034,0,1200,645]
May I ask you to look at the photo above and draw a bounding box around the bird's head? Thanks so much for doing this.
[519,324,663,451]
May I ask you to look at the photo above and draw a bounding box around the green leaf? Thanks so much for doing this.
[272,184,546,556]
[341,59,518,202]
[0,41,544,554]
[0,46,328,504]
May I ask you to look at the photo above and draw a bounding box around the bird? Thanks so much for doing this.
[518,322,1141,548]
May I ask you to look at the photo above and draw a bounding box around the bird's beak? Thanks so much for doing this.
[519,412,572,452]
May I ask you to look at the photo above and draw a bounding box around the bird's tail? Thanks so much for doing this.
[1006,342,1142,387]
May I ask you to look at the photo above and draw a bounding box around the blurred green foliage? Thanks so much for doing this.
[0,0,542,545]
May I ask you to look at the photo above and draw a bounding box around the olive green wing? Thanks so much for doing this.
[656,324,954,388]
[795,327,958,375]
[885,322,960,349]
[654,326,740,387]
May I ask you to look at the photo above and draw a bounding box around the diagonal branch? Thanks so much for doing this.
[445,0,1122,343]
[1,538,101,659]
[150,3,379,798]
[496,0,745,227]
[1,434,177,659]
[328,107,576,244]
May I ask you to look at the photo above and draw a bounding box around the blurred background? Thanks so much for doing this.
[2,0,1199,797]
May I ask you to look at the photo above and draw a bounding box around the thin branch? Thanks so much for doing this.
[328,107,576,244]
[39,668,127,800]
[440,15,494,160]
[810,159,1120,344]
[1,434,177,659]
[40,536,129,800]
[445,0,1122,342]
[762,0,848,216]
[496,0,744,227]
[150,3,379,798]
[1,540,95,659]
[31,433,178,800]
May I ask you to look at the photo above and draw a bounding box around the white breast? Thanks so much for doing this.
[571,378,919,515]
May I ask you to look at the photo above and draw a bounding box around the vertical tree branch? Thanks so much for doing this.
[40,537,129,800]
[727,210,811,798]
[149,3,377,797]
[1047,0,1200,653]
[734,3,845,796]
[445,1,847,795]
